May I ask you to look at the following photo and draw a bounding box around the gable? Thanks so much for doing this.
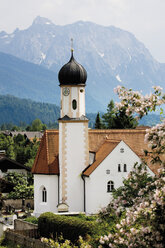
[83,140,143,176]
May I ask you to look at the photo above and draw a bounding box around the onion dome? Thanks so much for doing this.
[58,50,87,86]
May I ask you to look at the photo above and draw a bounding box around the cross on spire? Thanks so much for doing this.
[71,38,74,53]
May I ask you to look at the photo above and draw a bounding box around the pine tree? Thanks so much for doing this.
[102,100,138,129]
[113,107,138,129]
[95,112,102,129]
[102,100,116,128]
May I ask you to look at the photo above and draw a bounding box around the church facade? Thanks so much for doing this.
[32,51,154,217]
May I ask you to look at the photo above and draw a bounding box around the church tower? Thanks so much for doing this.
[58,47,89,212]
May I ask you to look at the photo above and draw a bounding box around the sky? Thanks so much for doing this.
[0,0,165,62]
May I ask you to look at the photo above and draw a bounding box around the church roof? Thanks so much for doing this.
[32,130,59,175]
[58,51,87,86]
[32,128,156,175]
[83,139,121,176]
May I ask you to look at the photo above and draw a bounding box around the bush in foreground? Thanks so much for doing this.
[38,212,98,243]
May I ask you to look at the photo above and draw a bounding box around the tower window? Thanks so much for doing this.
[124,164,127,172]
[80,89,84,93]
[42,187,47,202]
[72,99,77,110]
[118,164,121,172]
[107,181,114,192]
[106,169,110,174]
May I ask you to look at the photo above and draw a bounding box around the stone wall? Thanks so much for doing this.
[14,219,38,231]
[5,229,49,248]
[3,199,34,209]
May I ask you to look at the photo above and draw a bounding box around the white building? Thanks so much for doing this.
[32,50,155,217]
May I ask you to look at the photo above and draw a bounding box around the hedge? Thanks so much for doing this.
[38,212,98,242]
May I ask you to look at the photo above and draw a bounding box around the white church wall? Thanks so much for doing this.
[64,122,86,212]
[85,141,153,214]
[59,121,88,212]
[78,87,85,116]
[33,174,58,217]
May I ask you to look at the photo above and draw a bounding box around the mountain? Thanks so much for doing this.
[0,52,102,112]
[0,16,165,110]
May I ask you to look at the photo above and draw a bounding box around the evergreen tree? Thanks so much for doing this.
[113,107,138,129]
[102,100,138,129]
[95,112,102,129]
[102,100,116,128]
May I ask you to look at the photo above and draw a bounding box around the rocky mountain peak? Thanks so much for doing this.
[32,16,54,26]
[0,17,164,111]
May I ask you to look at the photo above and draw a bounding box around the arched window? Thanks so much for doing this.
[72,99,77,110]
[107,181,114,192]
[118,164,121,172]
[42,187,47,202]
[124,164,127,172]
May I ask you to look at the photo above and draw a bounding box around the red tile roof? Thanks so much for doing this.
[83,139,120,176]
[32,128,160,175]
[32,130,59,174]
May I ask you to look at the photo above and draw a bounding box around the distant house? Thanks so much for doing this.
[1,131,43,141]
[0,156,31,178]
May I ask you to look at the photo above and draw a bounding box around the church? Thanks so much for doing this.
[32,49,155,217]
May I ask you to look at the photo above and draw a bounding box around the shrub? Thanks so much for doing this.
[24,216,38,224]
[38,212,98,243]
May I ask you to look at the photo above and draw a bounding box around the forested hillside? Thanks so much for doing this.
[0,95,60,125]
[0,94,161,128]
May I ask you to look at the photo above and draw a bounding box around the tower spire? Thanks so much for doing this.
[71,38,74,56]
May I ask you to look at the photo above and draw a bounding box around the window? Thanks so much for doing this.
[106,169,110,174]
[72,99,77,110]
[120,148,124,153]
[107,181,114,192]
[42,187,47,202]
[118,164,121,172]
[124,164,127,172]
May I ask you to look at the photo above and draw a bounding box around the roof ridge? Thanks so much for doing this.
[105,138,121,142]
[45,129,59,133]
[0,157,31,171]
[45,130,49,165]
[89,129,147,133]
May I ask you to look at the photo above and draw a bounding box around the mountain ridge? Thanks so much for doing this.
[0,51,102,112]
[0,17,165,111]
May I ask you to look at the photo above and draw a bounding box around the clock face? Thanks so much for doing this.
[63,87,70,96]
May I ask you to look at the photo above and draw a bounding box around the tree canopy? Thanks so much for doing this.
[0,133,40,167]
[95,99,138,129]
